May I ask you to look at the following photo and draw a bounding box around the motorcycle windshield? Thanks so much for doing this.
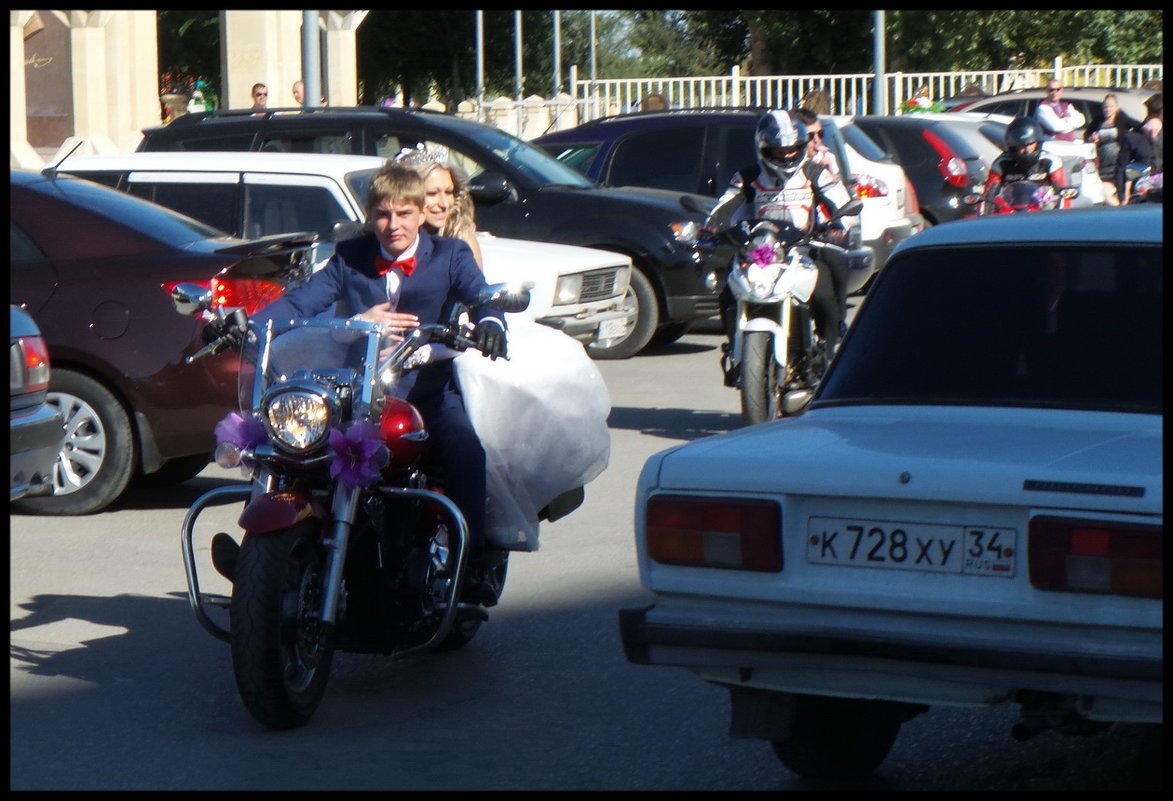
[237,317,385,417]
[998,180,1054,211]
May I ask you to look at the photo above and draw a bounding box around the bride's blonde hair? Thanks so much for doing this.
[393,145,477,244]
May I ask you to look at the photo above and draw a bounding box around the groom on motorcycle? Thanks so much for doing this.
[703,108,856,386]
[213,163,508,605]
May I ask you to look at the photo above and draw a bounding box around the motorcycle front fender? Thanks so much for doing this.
[238,490,327,534]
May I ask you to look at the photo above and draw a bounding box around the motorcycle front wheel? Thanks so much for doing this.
[230,521,333,730]
[740,331,781,425]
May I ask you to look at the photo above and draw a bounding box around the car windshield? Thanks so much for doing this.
[544,143,602,176]
[345,168,375,209]
[817,243,1162,414]
[49,172,227,244]
[460,125,594,188]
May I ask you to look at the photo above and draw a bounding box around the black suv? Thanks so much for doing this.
[138,106,724,358]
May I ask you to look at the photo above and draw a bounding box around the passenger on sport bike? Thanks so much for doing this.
[703,108,856,387]
[979,116,1073,215]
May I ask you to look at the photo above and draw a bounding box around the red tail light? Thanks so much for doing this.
[162,276,286,316]
[645,495,782,572]
[903,175,921,218]
[17,336,51,393]
[852,173,888,199]
[921,129,969,188]
[1029,516,1162,598]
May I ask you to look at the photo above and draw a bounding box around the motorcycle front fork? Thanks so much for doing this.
[725,301,802,384]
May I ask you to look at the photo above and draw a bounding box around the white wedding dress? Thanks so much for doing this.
[454,313,611,551]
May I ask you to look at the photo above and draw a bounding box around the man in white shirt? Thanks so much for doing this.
[1035,80,1086,141]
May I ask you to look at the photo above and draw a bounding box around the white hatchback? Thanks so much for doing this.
[55,151,635,349]
[620,205,1162,780]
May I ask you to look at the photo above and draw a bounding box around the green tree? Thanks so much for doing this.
[156,10,220,102]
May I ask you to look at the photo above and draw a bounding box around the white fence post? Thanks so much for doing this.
[732,64,740,107]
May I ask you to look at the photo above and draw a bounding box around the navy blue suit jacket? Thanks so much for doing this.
[253,230,503,402]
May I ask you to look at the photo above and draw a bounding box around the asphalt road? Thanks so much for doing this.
[9,324,1161,791]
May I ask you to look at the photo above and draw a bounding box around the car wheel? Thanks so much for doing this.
[14,369,136,516]
[769,694,910,780]
[137,453,210,487]
[587,266,659,360]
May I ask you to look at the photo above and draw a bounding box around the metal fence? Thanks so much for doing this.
[446,60,1162,140]
[566,60,1164,121]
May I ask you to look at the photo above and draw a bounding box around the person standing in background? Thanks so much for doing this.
[1035,80,1086,141]
[1083,94,1141,206]
[292,80,305,106]
[250,83,269,110]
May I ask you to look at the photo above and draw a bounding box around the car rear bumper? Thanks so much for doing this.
[10,403,64,500]
[618,603,1163,722]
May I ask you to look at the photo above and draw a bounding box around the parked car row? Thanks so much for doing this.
[137,106,729,358]
[54,151,637,356]
[10,304,63,502]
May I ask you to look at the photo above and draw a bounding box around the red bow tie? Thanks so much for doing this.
[375,254,416,276]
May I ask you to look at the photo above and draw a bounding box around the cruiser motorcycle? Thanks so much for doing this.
[172,279,576,730]
[682,196,868,425]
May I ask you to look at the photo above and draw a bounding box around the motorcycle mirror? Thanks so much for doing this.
[835,198,864,219]
[1058,186,1080,200]
[961,193,983,206]
[331,221,367,241]
[477,282,532,314]
[171,282,214,316]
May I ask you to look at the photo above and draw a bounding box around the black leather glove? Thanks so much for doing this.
[475,321,507,361]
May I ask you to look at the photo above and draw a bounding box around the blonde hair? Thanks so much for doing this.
[366,163,425,215]
[394,145,478,243]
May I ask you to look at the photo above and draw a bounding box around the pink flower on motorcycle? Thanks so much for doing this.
[328,421,390,487]
[750,244,778,266]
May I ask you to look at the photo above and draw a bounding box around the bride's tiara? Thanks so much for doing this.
[394,144,450,167]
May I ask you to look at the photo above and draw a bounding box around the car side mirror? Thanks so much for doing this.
[469,171,514,205]
[834,198,864,219]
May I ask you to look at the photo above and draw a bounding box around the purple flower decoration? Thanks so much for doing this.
[328,421,390,488]
[750,244,777,266]
[214,411,266,451]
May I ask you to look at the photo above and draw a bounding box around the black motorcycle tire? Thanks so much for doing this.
[740,331,780,425]
[230,522,334,730]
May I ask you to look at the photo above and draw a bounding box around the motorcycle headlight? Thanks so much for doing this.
[263,388,332,452]
[745,262,783,300]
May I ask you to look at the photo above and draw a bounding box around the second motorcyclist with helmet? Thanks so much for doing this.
[980,115,1072,214]
[703,108,857,386]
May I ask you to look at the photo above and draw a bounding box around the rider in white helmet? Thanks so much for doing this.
[704,108,857,384]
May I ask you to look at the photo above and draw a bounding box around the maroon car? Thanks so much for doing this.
[10,168,314,515]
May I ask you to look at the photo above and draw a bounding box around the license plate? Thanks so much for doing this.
[598,318,629,340]
[807,517,1016,577]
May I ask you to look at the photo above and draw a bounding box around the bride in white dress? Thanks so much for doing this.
[394,145,611,551]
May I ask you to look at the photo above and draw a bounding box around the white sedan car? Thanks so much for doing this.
[620,205,1162,779]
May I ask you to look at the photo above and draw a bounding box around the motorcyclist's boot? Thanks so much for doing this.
[720,341,739,388]
[210,532,240,582]
[461,546,507,607]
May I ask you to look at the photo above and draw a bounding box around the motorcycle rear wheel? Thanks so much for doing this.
[230,522,333,730]
[740,331,780,425]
